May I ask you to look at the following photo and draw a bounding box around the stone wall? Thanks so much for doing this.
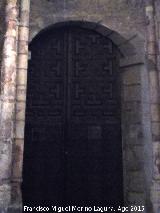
[155,1,160,82]
[0,0,6,72]
[151,1,160,212]
[120,61,153,209]
[29,0,146,45]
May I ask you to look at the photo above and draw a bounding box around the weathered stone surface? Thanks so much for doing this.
[17,41,28,55]
[12,139,24,179]
[127,192,145,205]
[0,143,12,180]
[29,0,145,42]
[152,122,160,142]
[18,26,29,42]
[0,0,6,68]
[16,69,27,86]
[15,102,25,121]
[0,184,11,207]
[149,71,160,104]
[151,104,160,122]
[120,55,145,67]
[153,142,160,179]
[126,171,145,192]
[123,123,144,146]
[15,121,25,139]
[123,85,141,102]
[16,86,26,102]
[17,55,28,70]
[10,183,22,205]
[125,145,145,169]
[122,66,141,85]
[151,181,160,212]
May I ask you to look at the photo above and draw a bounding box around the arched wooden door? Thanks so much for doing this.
[22,26,123,208]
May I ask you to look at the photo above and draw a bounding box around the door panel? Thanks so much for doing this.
[22,27,123,207]
[66,28,122,205]
[23,28,67,205]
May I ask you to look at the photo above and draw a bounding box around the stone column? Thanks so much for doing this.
[11,0,30,211]
[145,0,160,212]
[0,0,18,212]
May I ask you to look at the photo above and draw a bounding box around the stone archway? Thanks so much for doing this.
[10,20,150,211]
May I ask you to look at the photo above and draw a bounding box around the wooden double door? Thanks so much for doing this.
[22,27,123,207]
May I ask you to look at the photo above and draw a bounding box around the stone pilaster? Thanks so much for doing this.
[0,0,18,212]
[145,0,160,212]
[11,0,30,211]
